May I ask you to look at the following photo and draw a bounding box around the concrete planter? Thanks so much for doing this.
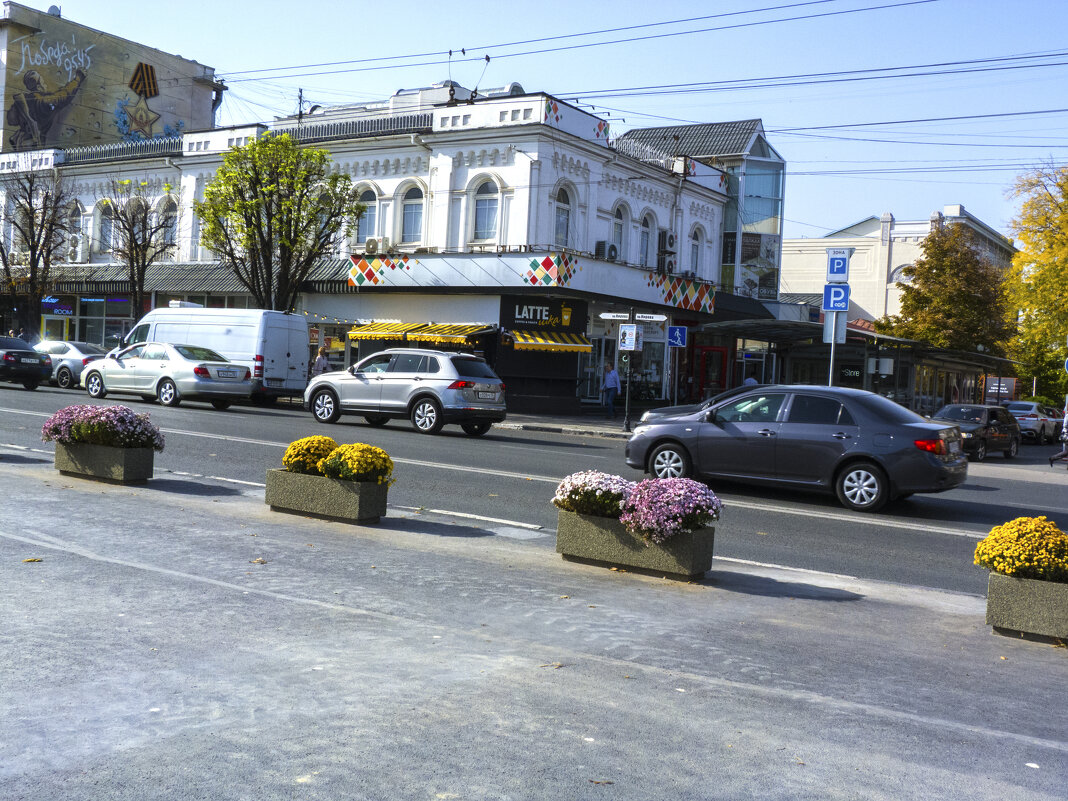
[556,508,715,580]
[54,442,154,484]
[986,572,1068,639]
[265,468,388,524]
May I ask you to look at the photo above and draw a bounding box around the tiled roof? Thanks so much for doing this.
[52,262,247,294]
[616,120,764,159]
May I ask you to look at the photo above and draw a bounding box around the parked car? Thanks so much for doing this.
[1042,405,1064,440]
[305,348,506,435]
[637,384,767,423]
[0,335,51,390]
[625,385,967,512]
[81,342,252,409]
[929,404,1020,461]
[1003,401,1057,444]
[34,340,106,389]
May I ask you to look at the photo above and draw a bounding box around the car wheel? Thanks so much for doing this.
[648,442,691,479]
[1003,437,1018,459]
[411,397,443,434]
[22,380,39,391]
[85,372,106,398]
[157,379,181,407]
[461,422,492,437]
[311,388,340,423]
[835,462,888,512]
[364,415,390,427]
[56,367,74,389]
[211,400,232,411]
[971,440,986,462]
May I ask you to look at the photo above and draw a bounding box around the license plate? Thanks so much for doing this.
[477,391,495,400]
[949,441,960,453]
[218,369,236,378]
[20,357,38,364]
[265,378,284,387]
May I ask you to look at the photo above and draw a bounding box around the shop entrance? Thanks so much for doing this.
[696,346,728,400]
[41,316,69,341]
[578,336,616,401]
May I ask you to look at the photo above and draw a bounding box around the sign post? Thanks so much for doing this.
[823,248,853,386]
[667,325,686,406]
[617,309,639,431]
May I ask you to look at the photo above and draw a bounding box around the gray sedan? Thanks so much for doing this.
[81,342,252,409]
[34,340,106,389]
[625,385,968,512]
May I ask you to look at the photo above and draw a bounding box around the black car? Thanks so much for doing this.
[0,336,52,390]
[929,404,1020,461]
[625,385,968,512]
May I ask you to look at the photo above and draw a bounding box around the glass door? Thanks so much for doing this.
[579,336,617,400]
[42,316,69,341]
[696,346,728,400]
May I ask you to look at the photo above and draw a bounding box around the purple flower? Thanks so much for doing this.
[42,405,165,451]
[619,478,722,544]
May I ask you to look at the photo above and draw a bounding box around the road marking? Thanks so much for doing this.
[715,556,859,580]
[391,505,543,530]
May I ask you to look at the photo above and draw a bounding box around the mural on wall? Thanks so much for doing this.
[2,7,217,152]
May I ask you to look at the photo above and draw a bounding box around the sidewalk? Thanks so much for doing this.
[1,459,1065,800]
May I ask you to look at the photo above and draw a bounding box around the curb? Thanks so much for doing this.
[495,422,631,440]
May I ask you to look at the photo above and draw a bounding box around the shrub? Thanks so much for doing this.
[974,516,1068,584]
[318,443,395,485]
[283,435,338,475]
[552,470,635,517]
[41,405,164,451]
[620,478,722,545]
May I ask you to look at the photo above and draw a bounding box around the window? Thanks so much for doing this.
[142,344,168,360]
[389,353,426,372]
[99,204,114,251]
[787,395,854,425]
[611,208,624,259]
[356,190,377,244]
[401,186,423,243]
[719,393,786,423]
[160,199,177,247]
[554,188,570,248]
[68,204,82,255]
[639,215,652,267]
[357,354,392,374]
[473,181,498,240]
[691,230,702,273]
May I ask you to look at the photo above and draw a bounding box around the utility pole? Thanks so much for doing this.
[622,307,634,432]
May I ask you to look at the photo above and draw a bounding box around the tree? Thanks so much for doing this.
[194,134,363,312]
[105,177,181,319]
[874,223,1013,356]
[0,169,73,336]
[1004,164,1068,399]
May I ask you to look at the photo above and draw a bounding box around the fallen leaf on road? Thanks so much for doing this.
[588,780,613,785]
[250,558,268,564]
[22,558,42,562]
[539,662,566,669]
[559,595,570,599]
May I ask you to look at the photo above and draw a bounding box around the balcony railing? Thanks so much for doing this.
[63,137,183,165]
[273,113,434,145]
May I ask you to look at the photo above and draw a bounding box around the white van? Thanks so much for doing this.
[122,308,309,402]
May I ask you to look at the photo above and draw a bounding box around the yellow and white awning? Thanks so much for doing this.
[509,329,592,353]
[347,321,427,341]
[406,323,496,344]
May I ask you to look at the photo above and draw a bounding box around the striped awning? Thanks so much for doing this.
[347,321,427,341]
[510,329,592,353]
[406,323,496,344]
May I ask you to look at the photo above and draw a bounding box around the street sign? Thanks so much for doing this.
[599,312,631,320]
[822,284,850,312]
[634,313,667,322]
[826,247,853,283]
[823,313,846,344]
[619,324,638,351]
[667,326,687,348]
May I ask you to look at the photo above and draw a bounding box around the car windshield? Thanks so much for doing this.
[854,394,928,424]
[73,342,106,354]
[934,406,983,423]
[175,345,227,362]
[451,357,499,380]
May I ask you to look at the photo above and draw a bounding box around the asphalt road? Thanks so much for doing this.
[2,384,1066,596]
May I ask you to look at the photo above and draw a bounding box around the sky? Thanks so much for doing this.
[50,0,1068,239]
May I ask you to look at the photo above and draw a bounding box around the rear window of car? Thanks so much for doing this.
[175,345,226,362]
[1005,402,1032,413]
[451,357,499,380]
[74,342,106,354]
[853,394,927,424]
[0,336,28,349]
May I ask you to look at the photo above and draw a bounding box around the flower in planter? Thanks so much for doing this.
[620,478,722,545]
[974,516,1068,583]
[41,404,164,451]
[283,435,339,475]
[318,443,395,485]
[553,470,635,518]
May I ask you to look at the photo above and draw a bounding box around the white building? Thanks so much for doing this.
[779,205,1016,322]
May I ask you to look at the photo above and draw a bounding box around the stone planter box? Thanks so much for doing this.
[54,442,154,484]
[556,509,715,580]
[986,572,1068,639]
[265,468,388,524]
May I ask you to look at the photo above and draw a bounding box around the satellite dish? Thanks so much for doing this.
[47,5,61,16]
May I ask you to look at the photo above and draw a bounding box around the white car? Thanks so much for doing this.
[1003,401,1057,444]
[81,342,252,410]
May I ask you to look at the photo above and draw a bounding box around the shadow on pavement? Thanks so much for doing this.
[704,570,864,601]
[142,477,248,497]
[0,453,51,465]
[379,516,494,539]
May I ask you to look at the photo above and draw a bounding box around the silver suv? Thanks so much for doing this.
[1004,401,1057,444]
[305,348,506,436]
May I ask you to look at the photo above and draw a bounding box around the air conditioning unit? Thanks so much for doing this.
[658,229,677,253]
[658,254,677,274]
[606,243,619,262]
[594,240,607,259]
[380,236,391,252]
[364,237,378,254]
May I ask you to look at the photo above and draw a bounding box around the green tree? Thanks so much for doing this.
[874,223,1013,356]
[1004,164,1068,399]
[194,134,363,311]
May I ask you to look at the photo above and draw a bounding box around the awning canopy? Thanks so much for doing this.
[406,323,496,344]
[509,329,592,353]
[347,321,427,341]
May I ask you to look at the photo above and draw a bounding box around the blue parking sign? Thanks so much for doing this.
[822,284,850,312]
[667,326,687,348]
[826,247,852,282]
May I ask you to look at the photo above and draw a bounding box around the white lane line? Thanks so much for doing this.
[715,556,859,580]
[391,505,542,530]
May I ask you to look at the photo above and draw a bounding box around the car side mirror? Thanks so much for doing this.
[348,365,359,375]
[707,410,724,426]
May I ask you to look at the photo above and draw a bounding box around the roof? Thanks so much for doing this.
[53,262,246,294]
[616,120,765,159]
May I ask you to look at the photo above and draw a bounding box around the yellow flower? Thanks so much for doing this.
[318,443,395,485]
[974,516,1068,583]
[283,435,338,475]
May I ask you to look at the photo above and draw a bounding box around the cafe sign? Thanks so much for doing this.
[499,295,587,333]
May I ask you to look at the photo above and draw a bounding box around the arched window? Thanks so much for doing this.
[160,198,178,247]
[611,208,624,259]
[401,186,423,243]
[473,181,499,240]
[554,188,570,248]
[99,204,114,251]
[690,229,702,273]
[67,203,82,256]
[356,189,376,244]
[639,215,652,267]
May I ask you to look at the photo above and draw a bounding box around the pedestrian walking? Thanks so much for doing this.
[601,363,621,419]
[1049,403,1068,468]
[311,346,330,377]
